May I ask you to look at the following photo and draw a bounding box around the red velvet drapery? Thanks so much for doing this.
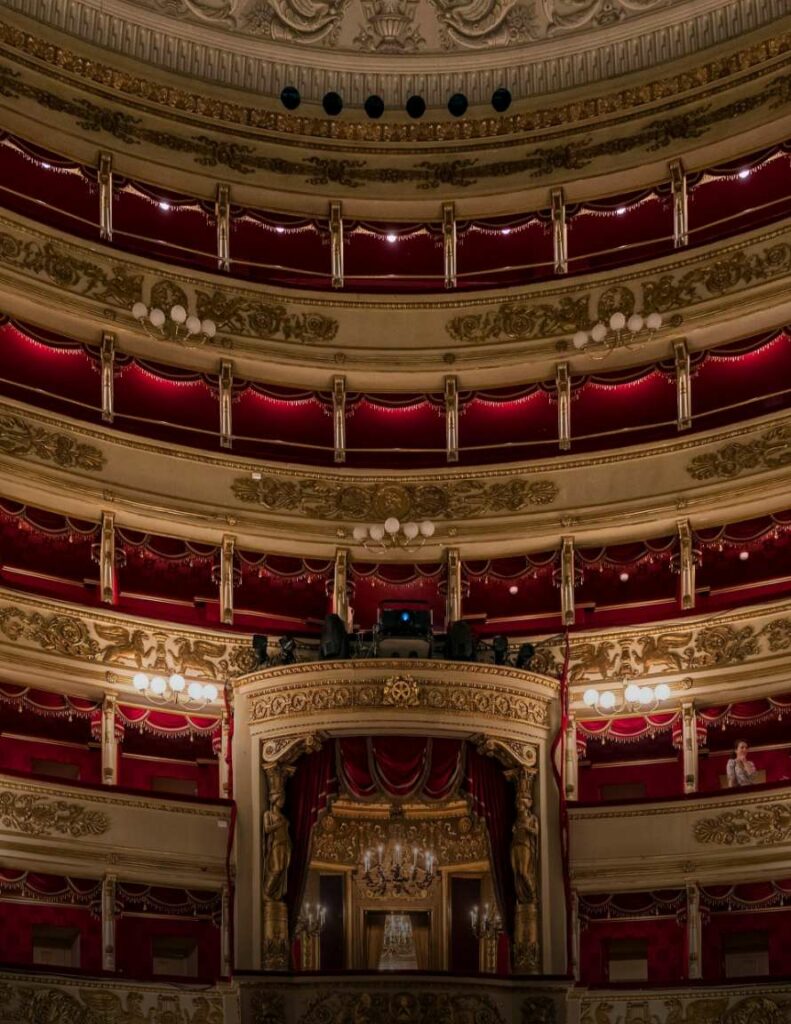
[463,745,516,938]
[337,736,464,801]
[284,743,338,930]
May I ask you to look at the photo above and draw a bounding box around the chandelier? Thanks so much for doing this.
[132,671,220,707]
[352,517,436,551]
[295,902,327,938]
[131,302,217,344]
[360,841,436,897]
[572,310,664,357]
[582,681,671,714]
[470,903,503,939]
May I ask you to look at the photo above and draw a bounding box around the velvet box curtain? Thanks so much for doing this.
[337,736,464,801]
[285,742,338,930]
[462,745,516,938]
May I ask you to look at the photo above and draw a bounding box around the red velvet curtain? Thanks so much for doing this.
[285,743,338,930]
[337,736,463,801]
[463,745,516,937]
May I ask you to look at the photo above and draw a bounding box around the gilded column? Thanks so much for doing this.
[677,519,696,610]
[556,362,571,451]
[98,153,113,241]
[219,360,233,449]
[99,511,116,605]
[551,188,568,274]
[511,766,540,974]
[681,700,699,794]
[446,547,462,625]
[216,184,231,272]
[101,693,118,786]
[670,159,688,248]
[442,201,457,289]
[100,333,115,423]
[333,376,347,464]
[330,201,344,289]
[686,882,702,979]
[220,534,235,625]
[445,375,459,463]
[101,873,116,971]
[560,536,576,626]
[564,713,578,801]
[674,339,692,431]
[333,547,350,627]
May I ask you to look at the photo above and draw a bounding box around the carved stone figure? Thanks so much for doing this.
[262,767,293,902]
[511,771,539,905]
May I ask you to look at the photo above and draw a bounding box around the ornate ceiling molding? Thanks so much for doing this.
[5,0,788,107]
[0,15,789,210]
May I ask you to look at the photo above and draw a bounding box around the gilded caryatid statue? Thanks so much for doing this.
[262,766,292,903]
[510,766,540,974]
[511,782,539,905]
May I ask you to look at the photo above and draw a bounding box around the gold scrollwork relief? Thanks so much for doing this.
[693,802,791,847]
[0,597,257,679]
[249,677,548,727]
[0,984,224,1024]
[231,475,558,520]
[687,424,791,480]
[0,414,104,471]
[0,790,110,837]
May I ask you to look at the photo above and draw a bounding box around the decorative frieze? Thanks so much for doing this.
[0,790,109,837]
[694,802,791,847]
[687,423,791,480]
[232,474,558,520]
[0,413,104,471]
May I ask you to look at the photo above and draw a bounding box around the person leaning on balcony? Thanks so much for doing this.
[726,739,758,787]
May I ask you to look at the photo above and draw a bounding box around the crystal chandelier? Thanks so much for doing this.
[131,302,217,344]
[360,841,436,897]
[352,517,436,551]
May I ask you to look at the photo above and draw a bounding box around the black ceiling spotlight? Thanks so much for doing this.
[322,91,343,117]
[491,87,512,113]
[364,95,385,119]
[516,642,536,670]
[406,95,426,119]
[280,86,301,111]
[448,93,468,118]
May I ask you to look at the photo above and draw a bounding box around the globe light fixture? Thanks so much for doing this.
[571,308,664,357]
[130,671,219,707]
[132,301,217,345]
[581,682,672,714]
[352,519,436,551]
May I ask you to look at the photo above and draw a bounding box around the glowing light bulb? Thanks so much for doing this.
[572,331,589,349]
[625,683,641,703]
[168,673,185,692]
[509,585,519,595]
[655,683,671,701]
[583,688,599,707]
[133,672,149,691]
[616,206,626,215]
[150,675,167,695]
[599,690,616,710]
[203,683,219,702]
[159,201,171,211]
[739,550,749,561]
[386,233,397,243]
[501,228,511,235]
[188,681,203,701]
[275,226,285,234]
[619,572,630,582]
[738,169,750,179]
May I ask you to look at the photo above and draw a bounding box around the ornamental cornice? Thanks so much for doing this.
[2,211,791,384]
[5,397,791,559]
[0,13,790,211]
[5,0,788,110]
[240,660,556,735]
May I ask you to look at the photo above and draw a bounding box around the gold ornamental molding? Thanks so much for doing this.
[3,211,791,384]
[0,587,256,694]
[0,413,104,473]
[232,474,558,520]
[687,423,791,480]
[537,596,791,693]
[240,659,558,736]
[0,790,109,837]
[694,803,791,846]
[574,989,791,1024]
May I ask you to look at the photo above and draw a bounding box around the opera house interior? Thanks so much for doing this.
[0,0,791,1021]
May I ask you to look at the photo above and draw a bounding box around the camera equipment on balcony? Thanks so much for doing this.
[445,620,476,662]
[320,613,350,660]
[375,604,432,659]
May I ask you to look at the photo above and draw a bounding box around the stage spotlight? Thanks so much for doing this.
[491,87,512,112]
[252,634,268,667]
[516,642,535,670]
[364,95,385,119]
[446,620,476,662]
[447,93,468,118]
[406,96,426,119]
[279,635,297,665]
[322,92,343,116]
[492,634,509,666]
[280,86,301,110]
